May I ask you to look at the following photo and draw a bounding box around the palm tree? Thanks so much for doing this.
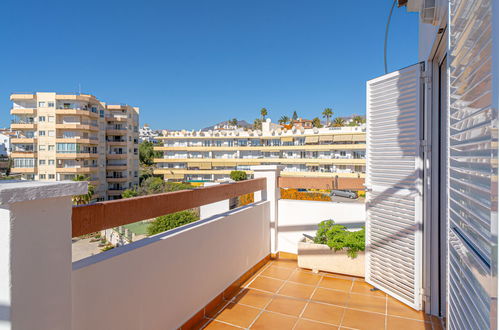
[292,111,298,122]
[278,115,290,125]
[333,117,346,127]
[229,118,238,127]
[322,108,333,127]
[260,108,268,120]
[72,174,95,205]
[352,115,364,125]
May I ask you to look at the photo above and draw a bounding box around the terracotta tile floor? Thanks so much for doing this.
[194,259,443,330]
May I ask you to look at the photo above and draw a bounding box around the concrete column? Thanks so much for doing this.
[0,181,87,330]
[251,165,283,254]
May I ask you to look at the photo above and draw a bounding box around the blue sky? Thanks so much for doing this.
[0,0,418,130]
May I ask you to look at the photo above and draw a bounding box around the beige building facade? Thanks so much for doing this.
[154,119,366,182]
[10,92,139,200]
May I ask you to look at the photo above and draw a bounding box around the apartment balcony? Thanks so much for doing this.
[106,114,128,122]
[10,137,36,144]
[56,137,99,145]
[56,152,99,159]
[106,177,128,183]
[56,166,99,174]
[0,171,437,329]
[106,164,128,170]
[10,108,35,115]
[107,153,128,159]
[106,140,127,146]
[56,108,99,118]
[10,151,36,158]
[55,123,99,131]
[10,167,36,173]
[11,122,36,130]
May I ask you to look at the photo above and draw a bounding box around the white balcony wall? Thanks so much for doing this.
[277,199,365,254]
[72,201,271,330]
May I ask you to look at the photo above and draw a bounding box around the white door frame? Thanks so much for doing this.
[422,22,449,317]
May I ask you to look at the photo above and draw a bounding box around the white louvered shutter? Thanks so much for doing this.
[447,0,494,329]
[365,63,424,310]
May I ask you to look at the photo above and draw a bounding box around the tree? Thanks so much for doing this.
[229,118,238,127]
[138,176,165,195]
[333,117,346,127]
[147,210,199,236]
[72,175,95,205]
[260,108,268,120]
[278,115,290,125]
[322,108,333,127]
[139,141,155,166]
[292,111,298,121]
[230,170,247,181]
[122,189,139,198]
[253,118,262,130]
[312,117,323,128]
[352,115,365,125]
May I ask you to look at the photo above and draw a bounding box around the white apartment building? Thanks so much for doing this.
[0,133,10,157]
[154,119,366,182]
[9,92,140,200]
[139,124,159,143]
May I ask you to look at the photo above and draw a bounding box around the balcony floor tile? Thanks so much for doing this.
[195,258,439,330]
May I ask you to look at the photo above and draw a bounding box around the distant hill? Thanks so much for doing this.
[202,120,252,131]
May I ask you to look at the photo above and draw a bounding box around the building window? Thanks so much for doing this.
[38,116,46,122]
[13,158,34,168]
[48,116,55,122]
[99,110,104,118]
[48,174,55,179]
[39,131,45,136]
[48,102,55,107]
[39,159,46,165]
[48,145,54,151]
[48,130,55,137]
[56,143,79,153]
[48,159,55,165]
[39,174,46,179]
[38,101,46,107]
[39,145,46,151]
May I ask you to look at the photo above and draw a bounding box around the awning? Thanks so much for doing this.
[305,136,319,144]
[333,134,353,142]
[187,162,202,167]
[319,135,333,142]
[281,136,294,142]
[198,163,212,170]
[352,134,365,142]
[164,173,184,179]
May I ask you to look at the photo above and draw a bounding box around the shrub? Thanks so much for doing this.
[230,170,247,181]
[280,189,330,201]
[314,220,365,258]
[147,210,199,236]
[122,189,139,198]
[238,193,254,207]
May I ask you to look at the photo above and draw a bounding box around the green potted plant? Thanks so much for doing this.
[297,220,365,277]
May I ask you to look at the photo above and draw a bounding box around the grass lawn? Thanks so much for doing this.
[123,221,150,236]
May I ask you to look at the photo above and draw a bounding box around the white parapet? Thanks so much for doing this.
[0,181,87,330]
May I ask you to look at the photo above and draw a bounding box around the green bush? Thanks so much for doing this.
[230,170,247,181]
[313,220,365,258]
[147,210,199,236]
[122,189,139,198]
